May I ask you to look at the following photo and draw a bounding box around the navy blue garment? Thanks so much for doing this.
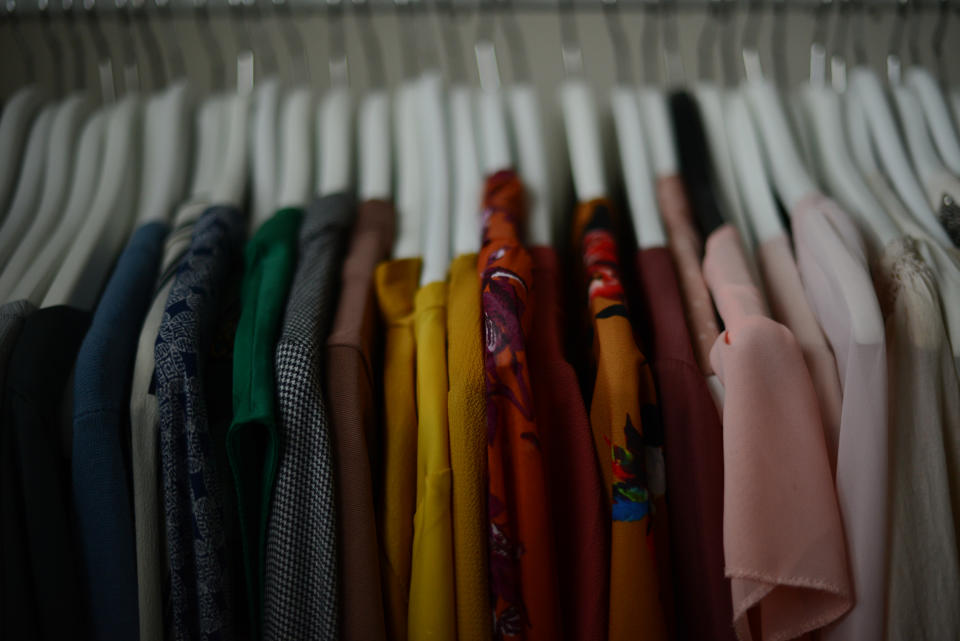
[3,305,91,641]
[72,221,168,641]
[155,205,246,641]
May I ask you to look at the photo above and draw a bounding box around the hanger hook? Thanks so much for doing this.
[63,0,88,92]
[500,0,530,83]
[741,0,765,82]
[438,0,465,84]
[85,0,118,103]
[354,0,386,88]
[38,0,66,96]
[829,0,849,91]
[661,0,683,86]
[696,0,721,83]
[272,0,309,84]
[132,0,167,90]
[603,0,634,86]
[3,2,37,85]
[155,0,186,81]
[931,0,949,81]
[475,0,502,92]
[558,0,583,76]
[196,0,226,91]
[887,0,908,83]
[810,0,832,86]
[638,0,659,85]
[396,0,419,79]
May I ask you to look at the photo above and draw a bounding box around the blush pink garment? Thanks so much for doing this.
[790,195,888,641]
[703,225,852,641]
[757,235,843,475]
[657,175,720,375]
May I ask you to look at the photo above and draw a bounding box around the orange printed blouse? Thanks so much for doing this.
[478,170,560,640]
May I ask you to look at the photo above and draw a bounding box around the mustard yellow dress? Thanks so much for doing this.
[375,257,421,641]
[407,280,456,641]
[446,253,491,641]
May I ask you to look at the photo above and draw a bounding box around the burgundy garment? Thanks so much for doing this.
[528,246,608,641]
[635,247,736,641]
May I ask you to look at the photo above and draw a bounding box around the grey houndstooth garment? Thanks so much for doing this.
[155,205,246,641]
[264,193,354,641]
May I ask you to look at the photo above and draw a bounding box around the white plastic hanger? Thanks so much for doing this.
[0,94,94,300]
[724,91,787,245]
[907,67,960,176]
[43,95,142,310]
[850,68,953,244]
[211,90,253,210]
[0,86,44,214]
[189,94,228,200]
[603,2,666,249]
[273,7,314,207]
[317,86,352,197]
[0,105,56,267]
[392,79,423,259]
[251,76,282,228]
[802,85,899,251]
[450,84,481,256]
[135,80,192,226]
[475,39,511,175]
[798,7,899,253]
[317,6,353,199]
[275,87,314,207]
[8,111,107,305]
[417,70,452,287]
[358,89,391,202]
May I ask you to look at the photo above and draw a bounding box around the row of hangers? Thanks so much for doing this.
[0,0,958,308]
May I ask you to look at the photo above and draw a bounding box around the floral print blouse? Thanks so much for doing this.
[478,170,559,641]
[573,199,670,641]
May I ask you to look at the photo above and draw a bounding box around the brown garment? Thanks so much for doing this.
[656,175,720,375]
[326,200,396,641]
[635,247,735,641]
[529,246,608,641]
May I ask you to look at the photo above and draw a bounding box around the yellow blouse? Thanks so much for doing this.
[446,253,491,641]
[407,280,456,641]
[375,257,421,641]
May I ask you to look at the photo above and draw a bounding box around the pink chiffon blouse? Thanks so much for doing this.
[703,224,852,641]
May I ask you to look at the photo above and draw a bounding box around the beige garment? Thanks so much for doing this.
[129,199,210,641]
[757,234,844,474]
[657,175,720,375]
[878,236,960,641]
[864,170,960,367]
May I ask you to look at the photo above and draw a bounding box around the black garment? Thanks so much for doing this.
[1,305,91,641]
[669,90,726,239]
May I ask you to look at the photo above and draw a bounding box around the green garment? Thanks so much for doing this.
[227,207,303,636]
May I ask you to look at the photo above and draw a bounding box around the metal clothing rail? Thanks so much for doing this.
[2,0,955,16]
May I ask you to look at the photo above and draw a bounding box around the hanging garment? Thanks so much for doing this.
[72,221,167,641]
[0,300,37,638]
[634,246,735,641]
[861,169,960,373]
[670,90,726,239]
[407,280,456,641]
[703,224,852,641]
[756,234,844,474]
[155,205,247,641]
[921,170,960,247]
[938,194,960,246]
[529,245,608,641]
[375,256,421,641]
[264,193,356,641]
[325,198,393,641]
[128,199,211,641]
[228,206,303,636]
[573,199,670,641]
[480,170,560,640]
[791,196,888,641]
[447,252,493,641]
[879,237,960,641]
[2,306,90,641]
[656,176,721,379]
